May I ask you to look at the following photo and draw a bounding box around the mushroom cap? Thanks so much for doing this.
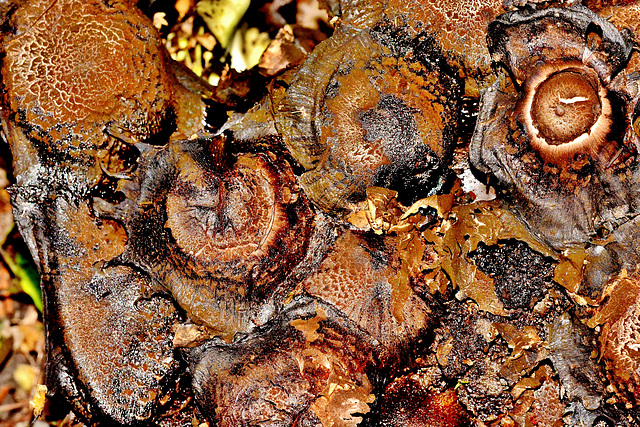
[301,229,432,362]
[120,139,314,338]
[589,271,640,406]
[1,0,176,152]
[317,0,504,95]
[469,5,640,249]
[187,297,377,427]
[275,22,460,213]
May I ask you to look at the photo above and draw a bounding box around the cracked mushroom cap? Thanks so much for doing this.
[589,270,640,407]
[275,21,461,214]
[318,0,504,93]
[0,0,176,163]
[469,5,640,249]
[117,139,314,339]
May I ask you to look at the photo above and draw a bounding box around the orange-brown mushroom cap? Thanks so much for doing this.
[589,270,640,406]
[517,62,612,162]
[119,139,314,339]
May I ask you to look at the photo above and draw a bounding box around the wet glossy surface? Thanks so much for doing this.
[3,0,640,426]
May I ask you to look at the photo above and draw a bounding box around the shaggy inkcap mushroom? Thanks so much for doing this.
[469,5,640,249]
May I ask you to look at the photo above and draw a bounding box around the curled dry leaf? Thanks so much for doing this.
[437,201,556,316]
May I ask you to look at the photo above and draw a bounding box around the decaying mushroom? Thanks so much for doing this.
[274,21,462,213]
[0,0,202,423]
[588,269,640,409]
[0,0,208,187]
[300,229,432,363]
[106,137,315,341]
[470,5,640,250]
[7,0,640,425]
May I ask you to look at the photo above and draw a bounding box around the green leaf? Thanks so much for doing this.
[3,249,42,312]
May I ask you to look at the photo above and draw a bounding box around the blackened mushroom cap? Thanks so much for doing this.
[274,22,461,213]
[487,5,634,84]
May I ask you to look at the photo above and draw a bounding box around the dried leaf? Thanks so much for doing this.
[553,248,587,296]
[153,12,169,29]
[290,305,327,343]
[436,336,454,367]
[296,0,329,30]
[259,26,308,76]
[172,323,214,348]
[175,0,194,19]
[31,384,47,419]
[511,377,541,400]
[311,373,375,427]
[365,187,401,234]
[197,0,250,48]
[400,193,454,220]
[493,323,543,362]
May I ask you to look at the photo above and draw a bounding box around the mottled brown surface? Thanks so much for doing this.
[274,22,461,213]
[4,0,640,426]
[470,5,640,249]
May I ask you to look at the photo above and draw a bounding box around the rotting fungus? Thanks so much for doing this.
[0,0,197,423]
[470,5,640,249]
[7,0,640,425]
[588,270,640,408]
[186,297,378,427]
[110,138,315,341]
[274,21,462,213]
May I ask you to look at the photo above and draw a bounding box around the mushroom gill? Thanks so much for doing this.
[118,139,314,339]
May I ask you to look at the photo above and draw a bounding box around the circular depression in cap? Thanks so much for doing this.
[531,70,601,146]
[519,63,612,162]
